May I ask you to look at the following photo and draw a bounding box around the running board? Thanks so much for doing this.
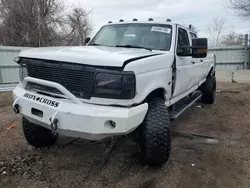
[169,93,202,120]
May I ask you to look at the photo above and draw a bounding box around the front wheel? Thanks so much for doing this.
[138,98,171,166]
[22,117,58,148]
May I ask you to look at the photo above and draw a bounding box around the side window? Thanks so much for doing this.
[177,28,190,48]
[190,33,197,40]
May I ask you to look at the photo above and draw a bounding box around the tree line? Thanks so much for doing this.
[0,0,249,47]
[208,0,250,46]
[0,0,92,47]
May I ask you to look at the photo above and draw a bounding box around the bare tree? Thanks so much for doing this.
[0,0,66,47]
[221,31,244,45]
[207,17,227,46]
[0,0,93,47]
[230,0,250,19]
[65,8,92,46]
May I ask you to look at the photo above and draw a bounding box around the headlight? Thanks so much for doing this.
[19,63,28,82]
[94,72,136,99]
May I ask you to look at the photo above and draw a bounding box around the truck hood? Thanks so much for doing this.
[19,46,162,67]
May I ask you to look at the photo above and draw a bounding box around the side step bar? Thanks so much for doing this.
[169,93,202,121]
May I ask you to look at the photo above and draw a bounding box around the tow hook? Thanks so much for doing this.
[50,118,58,132]
[13,104,20,114]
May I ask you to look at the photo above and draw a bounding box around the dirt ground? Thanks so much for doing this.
[0,83,250,188]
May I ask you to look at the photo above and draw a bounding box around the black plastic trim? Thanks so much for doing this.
[19,57,136,100]
[19,58,123,71]
[122,54,162,69]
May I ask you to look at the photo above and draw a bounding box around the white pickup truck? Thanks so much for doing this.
[12,20,216,166]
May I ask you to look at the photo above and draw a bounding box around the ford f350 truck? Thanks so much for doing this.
[12,19,216,166]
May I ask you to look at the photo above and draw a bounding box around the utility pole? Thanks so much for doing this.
[0,69,2,84]
[244,34,249,69]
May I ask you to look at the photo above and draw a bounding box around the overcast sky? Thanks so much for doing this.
[68,0,249,37]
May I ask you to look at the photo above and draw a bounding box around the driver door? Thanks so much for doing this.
[172,27,197,99]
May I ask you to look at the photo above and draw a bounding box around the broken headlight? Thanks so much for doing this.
[94,72,136,99]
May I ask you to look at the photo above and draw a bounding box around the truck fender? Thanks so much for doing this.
[134,68,172,104]
[208,65,215,76]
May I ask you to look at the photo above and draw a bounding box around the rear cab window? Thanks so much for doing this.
[177,27,191,55]
[177,28,190,48]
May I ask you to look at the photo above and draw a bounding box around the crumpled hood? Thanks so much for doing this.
[19,46,162,67]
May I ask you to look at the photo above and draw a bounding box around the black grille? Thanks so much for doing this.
[19,58,122,99]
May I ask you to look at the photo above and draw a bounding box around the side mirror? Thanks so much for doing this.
[192,38,208,58]
[85,37,91,45]
[177,38,208,58]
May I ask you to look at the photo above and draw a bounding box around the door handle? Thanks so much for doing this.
[191,61,195,64]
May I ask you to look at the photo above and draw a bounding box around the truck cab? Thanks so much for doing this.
[86,21,215,106]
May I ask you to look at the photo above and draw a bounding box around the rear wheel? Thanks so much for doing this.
[201,74,216,104]
[22,117,58,148]
[138,98,171,166]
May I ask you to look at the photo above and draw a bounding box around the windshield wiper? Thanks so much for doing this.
[116,45,152,51]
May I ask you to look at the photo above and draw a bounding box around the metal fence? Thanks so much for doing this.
[208,46,249,71]
[0,46,29,85]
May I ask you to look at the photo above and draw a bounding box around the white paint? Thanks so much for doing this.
[13,84,148,140]
[19,46,162,67]
[170,84,200,106]
[171,25,214,101]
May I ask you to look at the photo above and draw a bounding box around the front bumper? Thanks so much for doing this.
[13,77,148,140]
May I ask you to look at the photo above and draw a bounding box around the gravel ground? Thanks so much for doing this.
[0,83,250,188]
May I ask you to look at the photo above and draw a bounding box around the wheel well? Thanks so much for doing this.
[144,88,165,102]
[208,67,214,77]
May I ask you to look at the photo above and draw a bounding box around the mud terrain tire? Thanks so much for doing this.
[139,98,171,166]
[23,117,58,148]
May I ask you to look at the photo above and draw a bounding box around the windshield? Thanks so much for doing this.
[89,23,173,51]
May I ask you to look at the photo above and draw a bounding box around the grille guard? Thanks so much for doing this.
[23,77,83,104]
